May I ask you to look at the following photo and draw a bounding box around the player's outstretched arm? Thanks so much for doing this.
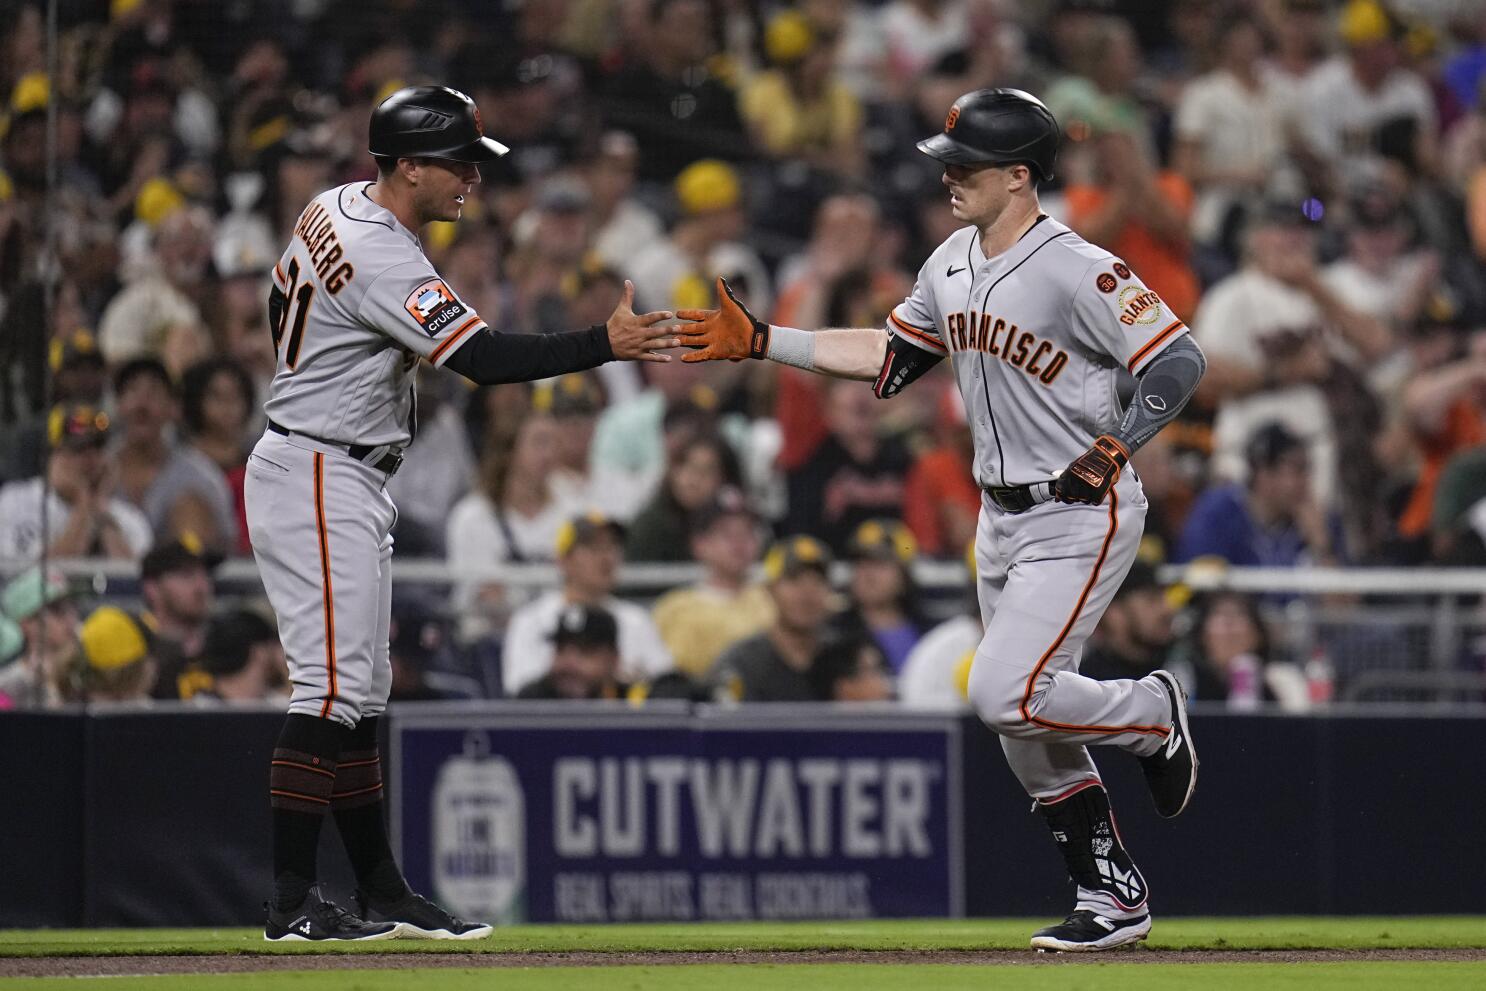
[676,277,887,380]
[443,280,677,385]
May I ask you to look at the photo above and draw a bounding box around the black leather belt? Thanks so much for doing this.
[985,480,1055,513]
[266,419,404,476]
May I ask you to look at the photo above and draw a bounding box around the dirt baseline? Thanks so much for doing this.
[6,947,1485,977]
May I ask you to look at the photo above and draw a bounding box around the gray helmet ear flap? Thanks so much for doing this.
[369,85,509,164]
[916,88,1060,181]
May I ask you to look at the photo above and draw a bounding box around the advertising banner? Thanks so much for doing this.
[392,705,964,923]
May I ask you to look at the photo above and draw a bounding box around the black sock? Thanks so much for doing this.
[270,713,345,911]
[332,716,410,903]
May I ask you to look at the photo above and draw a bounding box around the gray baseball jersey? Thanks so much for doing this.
[887,216,1187,488]
[263,182,488,447]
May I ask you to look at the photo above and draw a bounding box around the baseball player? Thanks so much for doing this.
[678,89,1204,952]
[248,85,678,941]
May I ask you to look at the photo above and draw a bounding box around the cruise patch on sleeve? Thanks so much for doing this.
[404,279,469,337]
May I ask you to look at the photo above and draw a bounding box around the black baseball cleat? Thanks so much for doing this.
[355,889,493,940]
[264,886,402,942]
[1030,910,1151,952]
[1138,669,1198,818]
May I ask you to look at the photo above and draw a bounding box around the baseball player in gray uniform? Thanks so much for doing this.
[679,89,1204,952]
[249,86,678,941]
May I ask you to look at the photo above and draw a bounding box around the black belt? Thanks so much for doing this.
[266,419,404,476]
[985,480,1055,513]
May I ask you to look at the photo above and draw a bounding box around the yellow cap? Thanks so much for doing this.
[762,534,833,582]
[1339,0,1393,46]
[111,0,144,17]
[675,159,741,215]
[79,606,151,672]
[847,518,917,564]
[554,511,622,557]
[135,177,185,227]
[765,11,815,65]
[10,71,49,113]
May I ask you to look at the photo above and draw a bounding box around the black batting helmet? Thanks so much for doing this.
[368,85,509,164]
[917,88,1060,181]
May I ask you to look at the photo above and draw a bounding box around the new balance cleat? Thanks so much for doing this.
[1139,669,1198,818]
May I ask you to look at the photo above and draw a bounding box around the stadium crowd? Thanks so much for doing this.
[2,0,1485,710]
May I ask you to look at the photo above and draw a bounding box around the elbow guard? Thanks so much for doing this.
[873,334,944,398]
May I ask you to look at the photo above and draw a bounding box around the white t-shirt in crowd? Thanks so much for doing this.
[1173,67,1290,244]
[500,589,674,695]
[1298,56,1435,182]
[1191,268,1338,504]
[897,614,981,709]
[0,478,153,561]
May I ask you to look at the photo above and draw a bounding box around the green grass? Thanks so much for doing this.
[3,963,1486,991]
[2,917,1485,957]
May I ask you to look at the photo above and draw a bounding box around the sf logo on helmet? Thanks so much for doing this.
[945,106,961,131]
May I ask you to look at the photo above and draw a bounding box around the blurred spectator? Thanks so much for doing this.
[1045,15,1152,159]
[140,537,220,699]
[626,159,771,316]
[589,358,748,522]
[711,535,835,702]
[739,10,864,178]
[652,488,774,678]
[0,404,152,561]
[516,604,629,700]
[1430,446,1486,565]
[1064,117,1199,322]
[784,380,909,553]
[180,357,256,555]
[502,513,673,696]
[1442,8,1486,114]
[98,205,214,375]
[1321,183,1441,341]
[1080,560,1176,682]
[0,568,81,709]
[448,413,570,639]
[1294,0,1439,188]
[898,545,981,709]
[193,608,287,704]
[588,131,665,274]
[0,324,107,485]
[626,433,742,563]
[771,194,910,472]
[1264,0,1331,92]
[1176,422,1341,567]
[535,374,607,517]
[600,0,751,181]
[63,606,158,705]
[1171,11,1293,258]
[385,365,476,558]
[568,263,646,407]
[111,358,236,553]
[1193,202,1391,506]
[834,519,927,675]
[902,385,980,558]
[808,634,894,702]
[880,0,968,94]
[389,602,484,702]
[1396,330,1486,550]
[1180,590,1304,709]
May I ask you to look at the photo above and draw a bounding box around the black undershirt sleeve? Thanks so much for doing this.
[1111,334,1206,453]
[442,325,614,385]
[873,333,945,398]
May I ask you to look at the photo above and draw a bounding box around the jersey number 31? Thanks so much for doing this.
[268,256,316,369]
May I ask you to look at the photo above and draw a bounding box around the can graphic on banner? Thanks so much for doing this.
[432,733,526,924]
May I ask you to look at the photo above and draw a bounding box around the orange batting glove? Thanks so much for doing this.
[675,277,769,362]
